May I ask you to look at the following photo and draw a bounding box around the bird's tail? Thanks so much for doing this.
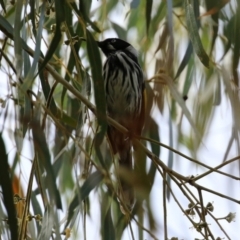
[107,126,134,213]
[118,142,134,214]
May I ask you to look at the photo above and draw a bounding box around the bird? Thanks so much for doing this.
[97,38,145,212]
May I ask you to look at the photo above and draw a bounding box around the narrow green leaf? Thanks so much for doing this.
[37,205,54,240]
[103,207,115,240]
[0,202,8,236]
[61,50,81,109]
[31,103,62,209]
[0,14,35,65]
[61,112,77,128]
[147,117,160,159]
[82,170,103,202]
[154,23,168,54]
[22,93,32,136]
[131,0,140,8]
[105,0,119,14]
[111,21,127,39]
[221,16,234,60]
[0,15,34,57]
[166,117,173,199]
[29,0,37,37]
[193,0,200,28]
[232,3,240,84]
[78,0,101,32]
[149,2,166,37]
[182,55,194,99]
[23,45,31,78]
[0,14,14,38]
[0,134,18,240]
[184,0,210,68]
[174,42,193,79]
[38,68,58,116]
[86,30,106,128]
[163,74,200,137]
[205,0,220,54]
[0,0,6,13]
[82,0,92,17]
[222,130,234,162]
[86,30,107,165]
[222,67,240,132]
[31,191,42,232]
[13,0,23,74]
[213,74,221,105]
[14,128,23,153]
[146,0,153,34]
[166,0,174,71]
[62,21,84,110]
[38,0,65,74]
[22,2,46,91]
[146,117,159,187]
[66,171,103,228]
[58,150,74,192]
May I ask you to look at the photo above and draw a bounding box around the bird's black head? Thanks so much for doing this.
[97,38,138,61]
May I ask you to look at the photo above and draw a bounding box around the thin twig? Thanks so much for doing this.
[197,188,209,239]
[18,157,37,240]
[0,48,23,83]
[191,181,240,204]
[141,136,240,180]
[132,216,158,240]
[129,220,135,240]
[83,200,86,240]
[208,211,231,240]
[192,156,240,181]
[163,174,206,239]
[133,139,240,205]
[42,80,58,130]
[163,171,167,240]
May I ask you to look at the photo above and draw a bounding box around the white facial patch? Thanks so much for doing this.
[107,43,115,51]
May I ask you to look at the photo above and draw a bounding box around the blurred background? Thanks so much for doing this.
[0,0,239,239]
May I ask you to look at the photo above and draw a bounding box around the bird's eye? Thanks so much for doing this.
[111,39,116,44]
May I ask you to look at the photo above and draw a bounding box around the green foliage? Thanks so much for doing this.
[0,0,239,239]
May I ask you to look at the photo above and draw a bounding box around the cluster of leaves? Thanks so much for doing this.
[0,0,239,239]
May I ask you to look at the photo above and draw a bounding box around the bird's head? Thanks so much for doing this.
[97,38,138,61]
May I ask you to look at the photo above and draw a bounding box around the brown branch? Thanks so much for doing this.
[141,136,240,181]
[132,216,159,240]
[208,211,231,240]
[192,155,240,181]
[163,171,167,240]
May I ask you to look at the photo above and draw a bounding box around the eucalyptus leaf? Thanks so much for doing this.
[0,135,18,240]
[184,0,210,68]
